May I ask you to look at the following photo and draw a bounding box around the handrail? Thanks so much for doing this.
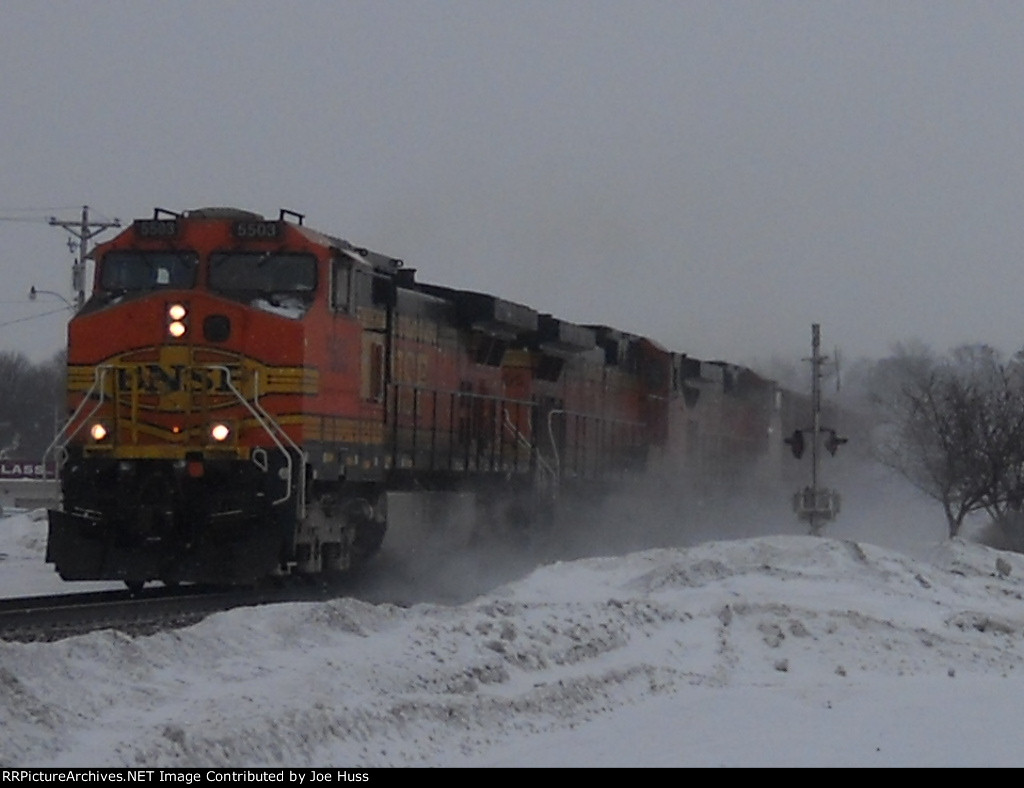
[503,407,556,484]
[42,365,113,484]
[43,362,306,514]
[213,366,306,512]
[545,408,644,480]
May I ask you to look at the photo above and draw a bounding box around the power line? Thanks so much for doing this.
[0,204,83,212]
[0,306,70,328]
[0,205,87,223]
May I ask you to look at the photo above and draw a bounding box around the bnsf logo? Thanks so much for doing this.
[116,364,243,395]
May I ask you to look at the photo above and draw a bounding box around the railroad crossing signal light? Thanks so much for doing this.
[825,429,848,456]
[784,429,805,459]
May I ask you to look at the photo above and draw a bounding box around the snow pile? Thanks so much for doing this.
[4,513,1024,767]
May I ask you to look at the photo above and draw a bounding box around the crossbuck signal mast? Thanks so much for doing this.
[783,323,847,534]
[48,205,121,311]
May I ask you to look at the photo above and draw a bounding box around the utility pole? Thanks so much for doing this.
[48,205,121,311]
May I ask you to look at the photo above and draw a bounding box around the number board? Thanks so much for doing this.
[134,219,180,238]
[233,220,282,239]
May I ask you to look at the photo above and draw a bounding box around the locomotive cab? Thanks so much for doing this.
[45,209,348,589]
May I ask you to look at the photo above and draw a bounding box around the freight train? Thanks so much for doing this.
[44,207,805,591]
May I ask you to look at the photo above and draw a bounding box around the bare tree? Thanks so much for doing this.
[0,351,34,457]
[0,350,65,460]
[977,350,1024,547]
[867,342,1024,539]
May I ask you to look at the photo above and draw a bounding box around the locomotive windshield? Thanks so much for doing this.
[209,252,316,293]
[100,251,198,292]
[209,251,317,316]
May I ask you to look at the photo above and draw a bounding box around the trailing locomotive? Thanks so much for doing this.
[44,207,785,590]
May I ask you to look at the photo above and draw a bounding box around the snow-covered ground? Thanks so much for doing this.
[3,462,1023,768]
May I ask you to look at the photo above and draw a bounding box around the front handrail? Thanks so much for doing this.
[43,363,306,514]
[42,365,113,484]
[212,366,306,513]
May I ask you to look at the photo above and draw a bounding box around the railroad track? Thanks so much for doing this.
[0,537,508,643]
[0,581,348,643]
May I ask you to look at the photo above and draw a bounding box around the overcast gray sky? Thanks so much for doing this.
[3,0,1024,372]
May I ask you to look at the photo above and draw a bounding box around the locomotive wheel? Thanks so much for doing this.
[346,497,386,561]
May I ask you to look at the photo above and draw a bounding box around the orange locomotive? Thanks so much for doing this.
[44,207,780,590]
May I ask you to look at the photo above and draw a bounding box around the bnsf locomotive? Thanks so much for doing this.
[45,207,783,590]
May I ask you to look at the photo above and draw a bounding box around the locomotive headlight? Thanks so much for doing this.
[210,422,231,442]
[89,422,109,442]
[167,302,189,338]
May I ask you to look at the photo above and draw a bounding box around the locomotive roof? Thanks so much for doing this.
[143,207,407,276]
[294,225,404,276]
[183,207,264,220]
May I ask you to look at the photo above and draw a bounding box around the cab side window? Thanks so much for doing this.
[332,258,351,313]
